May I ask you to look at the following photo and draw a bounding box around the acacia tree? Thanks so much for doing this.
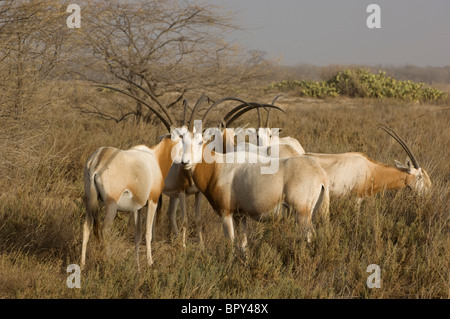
[76,0,268,125]
[0,0,69,116]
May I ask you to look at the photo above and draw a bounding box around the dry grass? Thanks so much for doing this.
[0,81,448,299]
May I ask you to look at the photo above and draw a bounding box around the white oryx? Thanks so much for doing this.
[305,124,431,205]
[81,83,190,270]
[82,129,185,269]
[176,123,330,249]
[249,127,305,155]
[163,96,287,248]
[208,96,302,159]
[238,96,306,155]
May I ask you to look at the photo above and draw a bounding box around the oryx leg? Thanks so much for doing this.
[355,197,364,212]
[295,208,315,243]
[222,212,235,242]
[194,192,204,249]
[134,208,145,272]
[179,192,188,248]
[102,200,118,258]
[241,216,248,253]
[305,219,316,243]
[289,201,315,243]
[145,199,158,266]
[81,208,94,268]
[233,214,248,256]
[222,212,236,257]
[167,196,180,237]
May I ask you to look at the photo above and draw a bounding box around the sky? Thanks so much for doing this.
[212,0,450,67]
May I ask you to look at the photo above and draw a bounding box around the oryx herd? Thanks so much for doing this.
[81,95,431,270]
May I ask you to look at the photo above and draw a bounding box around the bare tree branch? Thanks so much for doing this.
[70,0,270,126]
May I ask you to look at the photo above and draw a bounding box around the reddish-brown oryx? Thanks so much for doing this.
[305,124,431,206]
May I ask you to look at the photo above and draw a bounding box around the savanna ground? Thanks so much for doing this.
[0,79,448,299]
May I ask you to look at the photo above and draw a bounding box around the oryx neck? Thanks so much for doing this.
[151,137,178,178]
[191,144,217,194]
[367,163,410,195]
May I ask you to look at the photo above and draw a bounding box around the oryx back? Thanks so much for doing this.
[213,154,329,222]
[306,152,371,197]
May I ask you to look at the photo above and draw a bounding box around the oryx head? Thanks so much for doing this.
[179,96,285,171]
[378,124,432,195]
[252,95,284,146]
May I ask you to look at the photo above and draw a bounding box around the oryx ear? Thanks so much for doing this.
[405,156,414,173]
[234,127,244,135]
[170,126,185,140]
[202,127,213,140]
[394,159,407,170]
[271,128,281,134]
[169,125,180,133]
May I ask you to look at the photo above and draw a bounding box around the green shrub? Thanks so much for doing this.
[266,69,447,102]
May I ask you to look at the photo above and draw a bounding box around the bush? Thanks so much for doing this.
[266,69,447,102]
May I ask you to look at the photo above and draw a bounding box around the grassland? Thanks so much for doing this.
[0,80,448,299]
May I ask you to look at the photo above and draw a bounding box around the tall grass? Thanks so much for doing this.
[0,81,448,298]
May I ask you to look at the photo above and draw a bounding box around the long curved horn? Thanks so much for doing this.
[188,94,210,131]
[377,124,420,169]
[182,99,189,127]
[222,102,264,124]
[257,107,261,128]
[265,95,282,127]
[222,100,285,126]
[95,84,172,131]
[225,103,285,127]
[201,96,261,126]
[225,105,261,128]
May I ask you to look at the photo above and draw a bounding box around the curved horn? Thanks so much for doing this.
[265,95,282,127]
[95,84,172,131]
[225,105,261,128]
[222,102,264,124]
[201,96,260,126]
[377,124,420,169]
[225,103,285,127]
[188,94,210,131]
[182,99,189,127]
[257,107,261,128]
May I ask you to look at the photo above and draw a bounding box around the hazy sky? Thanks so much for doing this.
[213,0,450,66]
